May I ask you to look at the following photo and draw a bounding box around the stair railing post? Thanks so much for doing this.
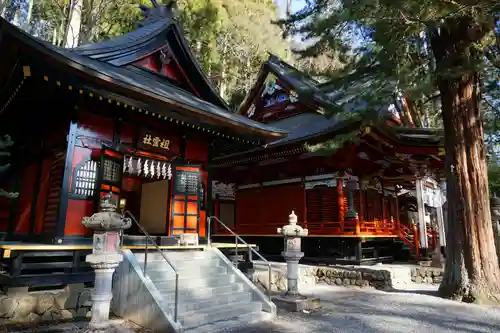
[144,240,148,276]
[248,244,252,262]
[234,236,239,266]
[268,262,272,300]
[174,272,179,322]
[207,217,212,247]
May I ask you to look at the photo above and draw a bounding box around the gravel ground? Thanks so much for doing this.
[227,284,500,333]
[3,284,500,333]
[0,318,149,333]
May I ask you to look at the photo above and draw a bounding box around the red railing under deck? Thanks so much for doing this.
[215,219,399,236]
[214,218,439,263]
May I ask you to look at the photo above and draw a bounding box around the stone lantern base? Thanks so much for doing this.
[272,294,320,312]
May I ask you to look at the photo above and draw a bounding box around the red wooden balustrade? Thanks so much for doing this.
[215,218,398,236]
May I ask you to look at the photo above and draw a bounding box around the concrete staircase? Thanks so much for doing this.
[113,248,275,333]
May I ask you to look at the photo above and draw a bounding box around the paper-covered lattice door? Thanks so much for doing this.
[96,146,124,210]
[169,165,201,235]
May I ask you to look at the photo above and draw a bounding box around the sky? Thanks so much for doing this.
[275,0,307,18]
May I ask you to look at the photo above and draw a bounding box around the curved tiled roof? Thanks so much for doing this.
[0,7,288,139]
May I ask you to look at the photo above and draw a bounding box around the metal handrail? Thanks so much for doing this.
[123,211,179,323]
[207,216,272,300]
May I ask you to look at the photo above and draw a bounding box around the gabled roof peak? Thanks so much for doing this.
[139,0,177,28]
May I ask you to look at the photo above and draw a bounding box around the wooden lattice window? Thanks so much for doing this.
[72,160,98,198]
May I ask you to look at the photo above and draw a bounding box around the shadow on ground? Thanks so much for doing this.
[230,285,500,333]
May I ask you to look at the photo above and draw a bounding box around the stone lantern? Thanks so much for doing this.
[274,211,319,311]
[82,193,131,332]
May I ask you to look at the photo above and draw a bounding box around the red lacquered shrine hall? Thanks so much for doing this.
[211,55,446,263]
[0,3,286,245]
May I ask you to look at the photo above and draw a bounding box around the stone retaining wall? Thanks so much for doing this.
[411,267,444,284]
[252,262,392,292]
[0,284,92,323]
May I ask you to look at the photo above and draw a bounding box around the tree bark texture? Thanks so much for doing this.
[431,18,500,303]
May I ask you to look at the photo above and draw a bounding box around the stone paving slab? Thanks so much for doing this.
[225,284,500,333]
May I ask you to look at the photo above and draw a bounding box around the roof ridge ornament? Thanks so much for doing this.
[138,0,177,27]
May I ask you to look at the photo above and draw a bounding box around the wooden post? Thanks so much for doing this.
[337,177,345,232]
[413,222,420,262]
[359,180,365,222]
[56,121,77,244]
[355,239,362,262]
[415,177,428,249]
[380,181,386,233]
[394,185,400,234]
[436,181,446,248]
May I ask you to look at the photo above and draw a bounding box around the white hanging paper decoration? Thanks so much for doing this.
[150,160,155,178]
[143,159,149,177]
[123,156,128,173]
[128,157,134,175]
[161,162,167,179]
[137,158,142,176]
[122,156,173,182]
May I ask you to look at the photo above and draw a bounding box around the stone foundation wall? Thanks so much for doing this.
[411,267,444,284]
[0,284,92,323]
[252,262,392,292]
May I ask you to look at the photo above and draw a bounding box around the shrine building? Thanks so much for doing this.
[210,55,447,264]
[0,3,286,248]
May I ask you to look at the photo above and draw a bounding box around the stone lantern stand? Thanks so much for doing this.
[274,211,319,311]
[82,193,132,332]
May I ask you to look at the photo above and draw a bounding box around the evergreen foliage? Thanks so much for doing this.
[278,0,499,130]
[278,0,500,303]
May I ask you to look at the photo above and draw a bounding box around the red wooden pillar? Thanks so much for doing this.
[394,185,400,233]
[413,222,420,261]
[337,177,345,232]
[357,179,364,235]
[380,182,386,233]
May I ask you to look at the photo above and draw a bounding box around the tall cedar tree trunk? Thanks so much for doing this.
[431,18,500,303]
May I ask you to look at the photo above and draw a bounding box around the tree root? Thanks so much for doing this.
[439,282,500,304]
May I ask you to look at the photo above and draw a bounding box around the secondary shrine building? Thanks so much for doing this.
[0,4,285,245]
[210,56,446,263]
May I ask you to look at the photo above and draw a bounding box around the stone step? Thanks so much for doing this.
[185,311,273,333]
[163,291,253,313]
[150,258,220,267]
[143,263,227,278]
[180,301,263,329]
[140,257,221,266]
[152,273,236,290]
[159,283,244,302]
[134,252,216,263]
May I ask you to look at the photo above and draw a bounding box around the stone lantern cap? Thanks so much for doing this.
[82,211,132,231]
[82,193,132,231]
[277,211,308,237]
